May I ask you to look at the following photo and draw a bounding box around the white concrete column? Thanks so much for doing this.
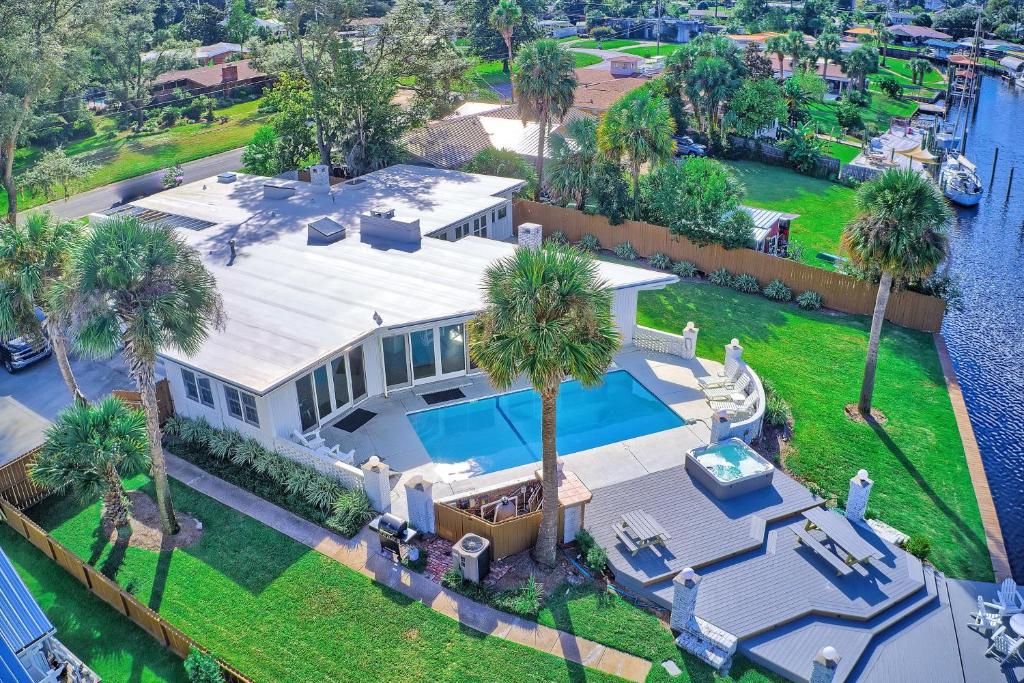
[360,456,391,513]
[562,505,583,544]
[309,164,331,194]
[709,410,732,444]
[670,567,702,632]
[404,475,436,533]
[518,222,543,250]
[810,646,841,683]
[845,469,873,524]
[681,322,699,360]
[724,338,744,368]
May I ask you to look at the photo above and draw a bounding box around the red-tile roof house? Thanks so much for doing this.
[151,59,270,100]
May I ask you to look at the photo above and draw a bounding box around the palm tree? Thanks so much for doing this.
[63,216,224,535]
[547,117,598,210]
[909,57,931,85]
[766,35,788,77]
[0,212,86,403]
[31,397,149,530]
[873,19,889,66]
[468,246,619,567]
[513,39,578,201]
[841,169,950,415]
[845,45,878,92]
[490,0,523,100]
[598,87,676,218]
[818,32,840,79]
[786,31,806,73]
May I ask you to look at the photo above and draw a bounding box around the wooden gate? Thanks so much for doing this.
[112,378,175,424]
[0,450,48,510]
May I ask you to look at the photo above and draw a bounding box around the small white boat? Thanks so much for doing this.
[940,152,983,207]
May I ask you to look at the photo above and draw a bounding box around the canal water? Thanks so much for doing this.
[942,75,1024,580]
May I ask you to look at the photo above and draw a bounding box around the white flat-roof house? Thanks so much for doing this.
[92,165,675,453]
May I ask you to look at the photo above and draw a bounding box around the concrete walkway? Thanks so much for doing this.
[165,453,653,682]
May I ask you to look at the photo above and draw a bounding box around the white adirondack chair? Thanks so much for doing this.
[292,429,326,450]
[969,595,1002,634]
[983,578,1024,616]
[985,626,1024,664]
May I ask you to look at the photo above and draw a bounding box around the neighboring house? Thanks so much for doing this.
[403,103,594,169]
[573,67,652,114]
[888,25,953,45]
[0,547,96,682]
[1000,55,1024,76]
[727,31,816,51]
[537,19,577,38]
[151,59,269,101]
[195,42,244,64]
[923,0,945,10]
[607,17,706,43]
[843,26,877,41]
[609,54,643,77]
[87,166,673,448]
[885,11,916,25]
[781,57,852,93]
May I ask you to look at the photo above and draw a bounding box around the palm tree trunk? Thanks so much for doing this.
[137,362,179,535]
[859,270,893,415]
[44,317,87,405]
[777,55,784,78]
[505,36,515,103]
[103,464,131,530]
[631,164,641,219]
[534,113,548,202]
[822,56,828,78]
[533,387,559,568]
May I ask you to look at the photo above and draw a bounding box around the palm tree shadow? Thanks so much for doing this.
[148,539,174,612]
[99,526,132,580]
[865,415,986,553]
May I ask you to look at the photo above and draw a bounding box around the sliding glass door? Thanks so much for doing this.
[382,334,409,389]
[410,329,437,382]
[295,343,369,431]
[381,322,468,390]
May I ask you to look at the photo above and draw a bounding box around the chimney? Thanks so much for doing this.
[517,222,543,250]
[670,567,701,632]
[845,469,873,524]
[220,64,238,84]
[309,164,331,195]
[809,646,841,683]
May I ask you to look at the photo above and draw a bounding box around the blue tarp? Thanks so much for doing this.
[0,546,54,655]
[925,39,961,50]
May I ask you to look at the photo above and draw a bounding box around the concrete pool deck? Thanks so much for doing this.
[319,346,724,515]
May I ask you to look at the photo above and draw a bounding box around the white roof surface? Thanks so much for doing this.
[128,166,674,394]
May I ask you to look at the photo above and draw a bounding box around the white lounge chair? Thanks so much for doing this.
[983,578,1024,616]
[709,392,758,419]
[704,373,751,400]
[316,443,355,465]
[985,626,1024,664]
[292,429,326,450]
[698,359,743,389]
[969,595,1002,635]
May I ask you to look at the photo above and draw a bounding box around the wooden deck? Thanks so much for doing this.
[934,333,1012,581]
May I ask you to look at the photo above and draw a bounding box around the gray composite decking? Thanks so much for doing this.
[585,463,821,591]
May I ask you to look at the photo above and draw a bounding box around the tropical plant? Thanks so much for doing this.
[491,575,543,617]
[909,57,932,86]
[728,78,786,137]
[184,647,224,683]
[0,212,86,401]
[328,488,374,537]
[598,86,676,217]
[873,18,890,66]
[841,169,950,415]
[765,34,788,77]
[708,267,733,287]
[464,148,537,197]
[513,39,578,201]
[878,76,903,99]
[490,0,523,102]
[468,246,619,567]
[785,30,807,72]
[31,397,149,530]
[845,45,879,92]
[586,159,631,225]
[672,260,699,278]
[63,216,225,535]
[547,117,598,210]
[732,273,760,293]
[578,233,601,252]
[780,122,828,174]
[796,290,823,310]
[648,252,672,269]
[545,230,568,246]
[817,31,840,79]
[613,241,639,260]
[665,34,746,144]
[763,278,792,301]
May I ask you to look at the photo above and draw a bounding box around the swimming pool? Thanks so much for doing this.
[407,370,685,476]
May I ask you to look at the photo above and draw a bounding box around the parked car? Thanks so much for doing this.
[1,310,52,373]
[674,136,707,156]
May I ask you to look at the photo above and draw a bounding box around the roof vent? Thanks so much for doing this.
[308,216,346,244]
[263,183,295,200]
[217,172,236,184]
[370,208,395,219]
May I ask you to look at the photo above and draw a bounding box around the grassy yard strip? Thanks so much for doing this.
[30,475,625,683]
[622,44,684,58]
[572,39,642,50]
[538,584,785,683]
[7,99,267,213]
[0,523,186,682]
[825,140,861,165]
[808,93,917,137]
[723,159,857,268]
[637,282,992,581]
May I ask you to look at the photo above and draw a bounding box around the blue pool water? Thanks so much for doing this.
[408,370,685,475]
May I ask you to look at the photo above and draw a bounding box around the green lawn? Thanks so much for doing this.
[808,91,918,138]
[539,585,785,683]
[30,475,625,683]
[0,524,186,682]
[825,140,862,165]
[7,99,267,213]
[469,52,602,89]
[622,44,684,59]
[880,57,944,88]
[572,39,642,50]
[637,283,992,581]
[723,160,858,267]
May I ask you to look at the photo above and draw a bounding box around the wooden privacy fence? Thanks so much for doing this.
[435,503,571,560]
[0,449,49,510]
[112,378,175,425]
[0,495,252,683]
[513,200,947,332]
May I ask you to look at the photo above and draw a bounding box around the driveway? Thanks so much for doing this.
[34,147,245,221]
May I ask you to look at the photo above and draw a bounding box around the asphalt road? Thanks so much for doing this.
[36,147,245,220]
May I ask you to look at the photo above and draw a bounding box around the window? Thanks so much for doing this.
[349,346,367,401]
[296,375,318,431]
[181,368,214,408]
[314,366,332,421]
[332,356,350,408]
[498,206,507,220]
[491,210,496,222]
[410,329,436,381]
[439,323,466,374]
[382,334,409,387]
[224,386,260,427]
[473,217,479,231]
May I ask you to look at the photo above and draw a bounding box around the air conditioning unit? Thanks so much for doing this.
[452,533,490,583]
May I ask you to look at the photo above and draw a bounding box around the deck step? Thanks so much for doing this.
[675,617,738,673]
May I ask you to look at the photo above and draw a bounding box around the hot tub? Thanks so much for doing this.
[685,438,774,499]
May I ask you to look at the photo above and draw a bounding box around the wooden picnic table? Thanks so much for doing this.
[802,507,883,566]
[613,509,671,556]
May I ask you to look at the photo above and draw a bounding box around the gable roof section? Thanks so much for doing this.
[0,547,54,655]
[889,25,952,40]
[153,59,266,88]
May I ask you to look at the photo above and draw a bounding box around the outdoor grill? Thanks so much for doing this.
[368,513,417,557]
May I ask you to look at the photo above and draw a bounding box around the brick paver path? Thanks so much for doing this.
[166,453,652,682]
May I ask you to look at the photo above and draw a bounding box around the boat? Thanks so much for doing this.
[940,152,983,206]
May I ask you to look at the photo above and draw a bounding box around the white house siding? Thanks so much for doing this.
[428,199,514,242]
[612,289,639,345]
[161,358,269,442]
